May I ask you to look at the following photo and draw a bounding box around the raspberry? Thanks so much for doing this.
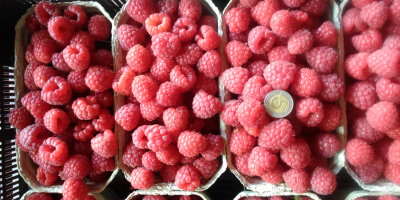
[127,0,155,23]
[25,44,38,63]
[239,0,260,7]
[344,52,372,80]
[64,5,87,30]
[9,107,34,130]
[268,46,296,63]
[191,73,219,95]
[383,35,400,51]
[24,62,42,90]
[288,29,313,55]
[232,152,254,177]
[193,157,219,179]
[51,52,72,73]
[318,73,345,103]
[366,101,399,132]
[282,168,309,193]
[199,134,223,161]
[384,163,400,185]
[237,99,267,128]
[117,25,145,51]
[312,21,338,47]
[345,81,376,110]
[295,97,324,127]
[160,163,182,182]
[221,67,249,94]
[72,96,101,120]
[306,46,338,74]
[343,8,368,35]
[317,104,342,132]
[85,66,115,92]
[156,143,181,166]
[151,32,181,59]
[258,119,295,150]
[197,15,217,31]
[131,126,149,150]
[389,140,400,165]
[88,15,111,41]
[291,68,322,98]
[131,167,155,189]
[156,0,177,15]
[175,43,203,66]
[283,0,305,7]
[368,48,400,78]
[115,104,141,131]
[373,137,393,163]
[195,25,220,51]
[170,65,197,93]
[41,76,72,105]
[247,60,267,77]
[27,193,54,200]
[34,1,61,26]
[31,30,51,45]
[220,100,240,127]
[30,150,62,173]
[247,146,278,176]
[242,76,272,102]
[139,99,163,121]
[89,49,113,69]
[112,66,134,96]
[310,132,340,158]
[178,0,202,22]
[150,58,176,83]
[141,151,163,172]
[125,46,150,74]
[39,137,69,166]
[181,155,197,164]
[304,155,327,173]
[175,164,201,191]
[192,90,221,119]
[229,127,256,155]
[67,71,88,93]
[43,108,70,134]
[34,38,58,64]
[70,31,95,52]
[131,75,158,104]
[261,162,284,184]
[123,142,146,168]
[196,50,221,79]
[36,167,58,186]
[177,131,206,158]
[352,117,385,143]
[300,0,327,17]
[310,167,336,195]
[73,120,95,142]
[90,90,113,108]
[144,13,171,36]
[270,10,299,38]
[21,91,50,119]
[376,78,400,104]
[62,179,88,200]
[228,31,248,43]
[352,0,375,8]
[63,44,90,71]
[389,0,400,22]
[172,17,197,42]
[60,154,91,179]
[144,125,172,152]
[163,106,188,135]
[387,125,400,139]
[280,138,310,169]
[91,129,118,158]
[354,155,384,183]
[346,138,375,167]
[352,29,383,53]
[247,26,275,55]
[156,81,183,107]
[25,14,40,34]
[224,41,252,67]
[360,1,388,29]
[47,16,75,43]
[92,109,114,132]
[263,61,296,90]
[251,0,281,27]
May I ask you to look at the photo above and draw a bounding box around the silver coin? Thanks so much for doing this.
[264,90,294,118]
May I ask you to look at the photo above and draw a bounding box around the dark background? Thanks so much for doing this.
[1,0,361,199]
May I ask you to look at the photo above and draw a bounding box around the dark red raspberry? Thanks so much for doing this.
[112,66,134,96]
[72,96,101,120]
[123,142,146,168]
[261,162,284,184]
[62,179,88,200]
[90,49,113,69]
[60,154,91,179]
[300,0,327,17]
[283,168,309,193]
[127,0,156,23]
[115,103,141,131]
[172,17,198,42]
[156,0,178,15]
[346,138,375,167]
[237,99,268,127]
[306,46,338,74]
[221,67,249,94]
[91,129,117,158]
[248,146,278,176]
[344,53,371,80]
[193,157,219,179]
[163,106,189,136]
[25,44,38,63]
[73,120,95,142]
[142,151,165,172]
[64,5,87,30]
[34,1,61,26]
[150,57,176,83]
[177,131,206,157]
[191,73,218,95]
[48,16,75,43]
[145,13,171,36]
[37,167,58,186]
[319,73,345,103]
[160,163,182,182]
[352,117,385,143]
[220,100,240,127]
[17,124,50,151]
[88,15,111,41]
[21,91,51,119]
[296,97,324,127]
[281,138,311,169]
[89,90,113,108]
[127,45,151,73]
[229,127,256,155]
[317,104,342,132]
[368,48,400,79]
[175,164,201,191]
[197,50,221,79]
[251,0,281,27]
[345,81,376,110]
[85,66,115,92]
[258,119,295,150]
[63,44,90,71]
[224,41,252,67]
[145,125,172,152]
[156,81,183,107]
[291,68,322,98]
[195,25,220,51]
[51,52,72,73]
[34,38,58,64]
[92,152,115,174]
[117,25,146,51]
[156,143,182,165]
[247,26,275,55]
[360,1,388,29]
[193,90,221,119]
[25,14,40,34]
[175,43,203,66]
[43,108,70,134]
[70,31,95,52]
[352,29,383,53]
[178,0,202,22]
[41,76,72,105]
[24,62,41,90]
[268,46,296,63]
[39,137,69,166]
[264,61,296,90]
[130,167,155,189]
[67,71,88,93]
[313,21,338,47]
[270,10,299,38]
[310,167,337,195]
[9,107,34,130]
[151,32,181,59]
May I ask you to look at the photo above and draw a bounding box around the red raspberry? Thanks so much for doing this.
[150,58,176,83]
[300,0,327,17]
[60,154,91,179]
[354,155,384,183]
[72,96,101,120]
[91,129,118,158]
[67,71,88,93]
[197,50,222,79]
[70,31,95,52]
[9,107,34,130]
[160,165,182,185]
[112,66,134,96]
[195,25,220,51]
[64,5,87,30]
[131,167,155,189]
[21,91,51,119]
[233,152,254,177]
[172,17,197,42]
[368,48,400,78]
[115,103,141,131]
[389,0,400,23]
[221,67,249,94]
[156,0,177,15]
[126,45,151,73]
[376,78,400,104]
[306,46,338,74]
[201,134,223,161]
[306,155,328,173]
[131,125,149,150]
[319,73,345,103]
[281,138,311,169]
[242,76,272,102]
[288,29,313,54]
[310,167,336,195]
[25,44,38,63]
[283,0,305,7]
[43,108,70,134]
[261,162,284,184]
[197,15,217,31]
[295,97,324,127]
[85,66,115,92]
[192,90,221,119]
[228,31,248,43]
[37,167,58,186]
[193,157,219,179]
[144,13,171,36]
[237,99,268,127]
[34,38,58,64]
[283,168,309,193]
[346,138,374,166]
[132,75,159,104]
[247,26,275,55]
[145,125,172,152]
[251,0,281,27]
[224,41,252,67]
[343,8,368,35]
[31,30,51,45]
[229,127,256,155]
[247,146,278,176]
[373,137,393,163]
[140,98,164,121]
[92,109,114,132]
[30,150,62,173]
[156,81,183,107]
[264,61,296,90]
[191,73,218,95]
[360,1,388,29]
[317,104,342,132]
[220,100,240,127]
[25,14,40,34]
[127,0,155,23]
[151,32,181,59]
[177,130,207,157]
[352,117,385,143]
[175,164,201,191]
[51,52,72,73]
[268,46,296,63]
[89,90,113,108]
[141,151,164,172]
[312,21,338,47]
[352,29,383,53]
[63,44,90,71]
[88,15,111,41]
[175,43,203,66]
[89,49,113,69]
[47,16,75,43]
[34,1,61,26]
[171,65,197,93]
[383,35,400,51]
[258,119,295,150]
[73,120,95,142]
[239,0,260,7]
[345,81,376,110]
[248,60,267,77]
[291,68,322,98]
[163,106,189,136]
[62,179,88,200]
[123,142,146,168]
[389,140,400,165]
[352,0,375,8]
[270,10,299,38]
[39,137,69,166]
[367,101,399,133]
[344,52,371,80]
[178,0,202,22]
[181,155,197,164]
[387,125,400,139]
[117,25,145,51]
[310,132,340,158]
[41,76,72,105]
[24,62,41,90]
[156,143,181,165]
[384,163,400,185]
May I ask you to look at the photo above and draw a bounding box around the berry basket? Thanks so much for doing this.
[13,1,119,194]
[220,0,347,193]
[125,190,210,200]
[233,191,321,200]
[112,0,228,191]
[345,190,400,200]
[20,187,119,200]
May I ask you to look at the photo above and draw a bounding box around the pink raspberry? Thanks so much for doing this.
[92,151,115,174]
[345,81,376,110]
[34,1,61,26]
[117,25,145,51]
[142,151,165,172]
[221,67,249,94]
[344,52,372,80]
[319,73,345,103]
[261,162,284,184]
[33,65,57,89]
[281,138,311,169]
[160,163,182,182]
[384,163,400,185]
[72,96,101,120]
[220,100,240,127]
[224,41,252,67]
[8,107,34,130]
[70,31,95,52]
[62,179,88,200]
[295,97,324,127]
[85,66,115,92]
[175,164,201,191]
[145,125,172,152]
[229,127,256,155]
[306,46,338,74]
[195,25,220,51]
[248,60,267,77]
[270,10,299,38]
[67,71,88,93]
[73,120,95,142]
[258,119,295,150]
[17,124,51,152]
[192,90,221,119]
[300,0,327,17]
[242,76,272,102]
[201,134,223,161]
[197,15,217,31]
[368,48,400,78]
[317,104,342,132]
[130,167,155,189]
[64,5,87,30]
[123,142,146,168]
[127,0,155,23]
[90,90,113,108]
[89,49,113,69]
[25,44,38,64]
[389,0,400,23]
[51,52,72,73]
[91,129,118,158]
[163,106,189,136]
[346,138,375,166]
[367,101,400,133]
[387,126,400,140]
[233,152,254,177]
[88,15,111,41]
[151,32,181,59]
[172,17,198,42]
[156,143,181,165]
[247,26,276,54]
[288,29,313,54]
[250,0,281,27]
[39,137,69,166]
[388,140,400,165]
[178,131,207,157]
[47,16,75,43]
[145,13,171,36]
[63,44,90,71]
[126,45,151,73]
[343,8,368,35]
[115,104,141,131]
[150,58,176,83]
[383,35,400,51]
[312,21,338,47]
[156,81,183,107]
[175,43,203,66]
[24,62,42,90]
[378,78,400,104]
[178,0,202,22]
[22,91,51,119]
[291,68,322,97]
[193,157,219,179]
[140,99,164,121]
[25,14,40,34]
[248,146,278,176]
[310,132,340,158]
[310,167,336,195]
[112,66,135,96]
[34,38,58,64]
[41,76,72,105]
[352,29,383,53]
[43,108,70,134]
[197,50,222,79]
[36,167,58,186]
[132,75,159,104]
[354,155,384,183]
[268,46,296,63]
[191,73,218,95]
[283,168,310,193]
[360,1,388,29]
[237,99,268,127]
[263,61,296,90]
[60,154,91,179]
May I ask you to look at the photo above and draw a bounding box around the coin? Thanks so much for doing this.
[264,90,294,118]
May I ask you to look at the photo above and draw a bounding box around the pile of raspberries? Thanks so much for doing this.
[9,1,116,199]
[238,196,313,200]
[115,0,223,191]
[223,0,344,195]
[129,195,203,200]
[343,0,400,187]
[25,192,96,200]
[355,196,400,200]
